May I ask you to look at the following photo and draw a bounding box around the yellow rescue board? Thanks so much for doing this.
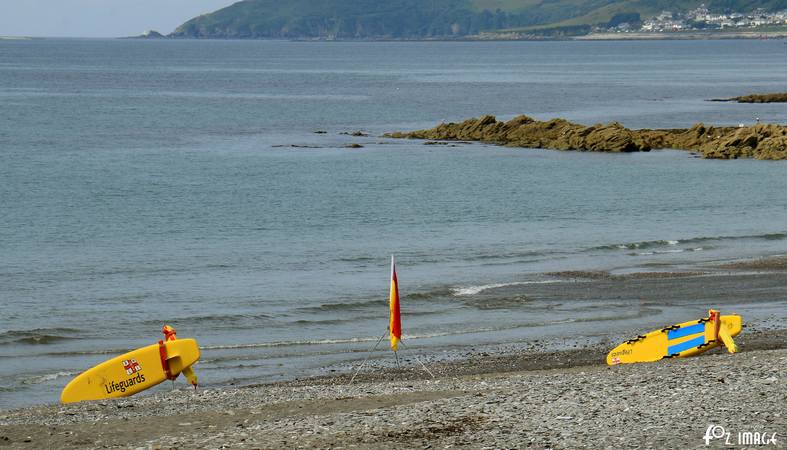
[607,314,742,365]
[61,338,200,403]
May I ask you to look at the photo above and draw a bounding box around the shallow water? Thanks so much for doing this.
[1,38,787,408]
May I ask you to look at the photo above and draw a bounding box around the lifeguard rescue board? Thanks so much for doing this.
[60,338,200,403]
[607,311,742,365]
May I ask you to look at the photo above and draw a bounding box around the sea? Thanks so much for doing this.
[1,38,787,409]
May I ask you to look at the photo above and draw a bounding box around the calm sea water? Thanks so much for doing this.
[2,39,787,408]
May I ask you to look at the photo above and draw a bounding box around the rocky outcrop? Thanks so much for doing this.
[668,123,787,159]
[135,30,166,39]
[711,92,787,103]
[386,115,787,160]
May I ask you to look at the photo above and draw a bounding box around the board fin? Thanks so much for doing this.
[159,325,199,385]
[182,366,198,389]
[718,329,737,353]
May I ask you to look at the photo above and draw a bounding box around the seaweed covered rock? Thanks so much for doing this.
[712,92,787,103]
[698,124,787,160]
[387,116,787,160]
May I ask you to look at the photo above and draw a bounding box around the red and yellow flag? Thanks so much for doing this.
[389,255,402,351]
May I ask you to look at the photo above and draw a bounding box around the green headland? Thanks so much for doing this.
[165,0,787,39]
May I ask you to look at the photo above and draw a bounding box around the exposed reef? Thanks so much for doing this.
[386,115,787,160]
[711,92,787,103]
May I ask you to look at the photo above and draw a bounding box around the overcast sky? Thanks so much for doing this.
[0,0,239,37]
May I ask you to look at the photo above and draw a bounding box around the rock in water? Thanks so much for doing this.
[136,30,165,39]
[711,92,787,103]
[386,116,787,160]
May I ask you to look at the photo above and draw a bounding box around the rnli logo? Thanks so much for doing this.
[106,361,147,394]
[122,359,141,375]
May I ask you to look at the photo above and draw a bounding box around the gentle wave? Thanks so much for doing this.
[294,298,387,313]
[0,328,82,346]
[593,239,680,251]
[452,280,563,296]
[17,313,644,362]
[404,287,455,300]
[291,309,444,326]
[592,232,786,252]
[295,289,454,314]
[21,371,79,385]
[570,307,661,323]
[201,337,381,350]
[333,250,556,269]
[142,313,273,328]
[464,250,549,261]
[199,320,590,352]
[201,330,474,350]
[335,256,378,263]
[632,247,704,256]
[291,317,381,326]
[38,348,135,357]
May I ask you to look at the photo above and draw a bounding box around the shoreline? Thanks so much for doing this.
[2,32,783,42]
[3,255,787,397]
[1,256,786,447]
[1,336,784,448]
[575,30,787,40]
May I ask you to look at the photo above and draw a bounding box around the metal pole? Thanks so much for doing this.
[349,330,388,384]
[400,340,435,378]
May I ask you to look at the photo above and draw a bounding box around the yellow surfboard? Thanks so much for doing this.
[61,338,200,403]
[607,310,742,365]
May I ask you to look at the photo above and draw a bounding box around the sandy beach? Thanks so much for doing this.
[1,325,784,448]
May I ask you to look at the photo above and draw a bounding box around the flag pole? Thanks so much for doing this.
[349,330,388,384]
[399,340,435,379]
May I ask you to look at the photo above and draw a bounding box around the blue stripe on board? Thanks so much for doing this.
[667,323,705,340]
[667,335,706,355]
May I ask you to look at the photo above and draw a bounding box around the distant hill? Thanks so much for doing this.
[170,0,787,39]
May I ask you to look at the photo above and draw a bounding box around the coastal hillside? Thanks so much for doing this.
[170,0,787,39]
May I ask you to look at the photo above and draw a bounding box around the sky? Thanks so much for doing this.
[0,0,239,37]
